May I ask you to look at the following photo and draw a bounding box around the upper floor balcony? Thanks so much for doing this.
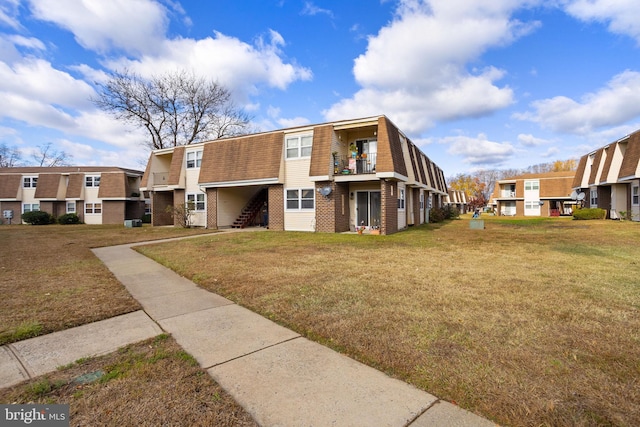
[334,153,377,176]
[152,172,169,186]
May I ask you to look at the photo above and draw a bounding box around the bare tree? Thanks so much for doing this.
[32,142,73,167]
[92,70,251,150]
[0,143,22,167]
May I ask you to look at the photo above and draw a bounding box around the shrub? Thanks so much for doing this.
[573,207,606,220]
[58,213,81,224]
[21,210,55,225]
[429,206,461,223]
[142,214,151,223]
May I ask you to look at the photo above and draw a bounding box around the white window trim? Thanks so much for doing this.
[590,189,598,206]
[633,186,639,206]
[22,203,39,213]
[285,134,313,159]
[285,188,315,210]
[524,180,540,191]
[398,188,405,210]
[186,150,203,168]
[85,202,102,214]
[66,201,76,214]
[23,176,37,188]
[186,193,205,211]
[85,175,100,187]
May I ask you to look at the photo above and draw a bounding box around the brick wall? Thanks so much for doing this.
[0,201,21,224]
[412,187,420,225]
[206,188,218,229]
[152,191,173,226]
[102,201,125,224]
[173,189,185,226]
[268,185,284,231]
[314,182,350,233]
[380,180,398,235]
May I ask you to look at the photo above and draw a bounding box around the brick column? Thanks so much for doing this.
[380,180,398,235]
[206,188,217,229]
[268,185,284,231]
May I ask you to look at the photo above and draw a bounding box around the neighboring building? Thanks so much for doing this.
[0,167,146,225]
[141,115,448,235]
[573,129,640,220]
[491,171,576,217]
[445,190,468,214]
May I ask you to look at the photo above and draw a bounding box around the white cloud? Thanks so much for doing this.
[442,133,516,166]
[563,0,640,44]
[27,0,168,55]
[103,30,312,103]
[514,70,640,134]
[324,0,539,132]
[0,58,95,109]
[301,2,334,18]
[517,133,550,146]
[540,146,560,158]
[0,0,21,30]
[277,117,311,128]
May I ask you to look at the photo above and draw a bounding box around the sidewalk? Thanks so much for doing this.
[2,236,497,426]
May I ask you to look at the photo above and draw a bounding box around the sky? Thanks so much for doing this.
[2,0,640,177]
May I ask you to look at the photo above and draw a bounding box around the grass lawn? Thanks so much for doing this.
[1,223,257,426]
[0,224,214,345]
[134,216,640,427]
[0,334,257,426]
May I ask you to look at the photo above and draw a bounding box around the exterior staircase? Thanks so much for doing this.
[231,188,267,229]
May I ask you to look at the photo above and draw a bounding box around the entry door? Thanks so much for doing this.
[356,191,381,228]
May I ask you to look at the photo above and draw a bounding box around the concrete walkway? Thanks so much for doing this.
[1,236,497,426]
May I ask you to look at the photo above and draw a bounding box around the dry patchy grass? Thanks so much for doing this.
[137,217,640,427]
[0,224,214,345]
[0,335,257,427]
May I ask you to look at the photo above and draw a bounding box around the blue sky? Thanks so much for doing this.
[2,0,640,176]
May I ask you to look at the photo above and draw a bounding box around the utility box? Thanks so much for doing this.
[469,219,485,230]
[124,219,142,228]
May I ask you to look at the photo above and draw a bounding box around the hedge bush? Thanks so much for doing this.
[429,205,460,223]
[21,210,55,225]
[573,207,606,220]
[58,213,81,224]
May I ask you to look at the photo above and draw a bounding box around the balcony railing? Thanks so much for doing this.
[153,172,168,186]
[335,153,377,175]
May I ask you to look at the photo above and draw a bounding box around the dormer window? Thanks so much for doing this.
[285,135,312,159]
[186,150,202,168]
[23,176,37,188]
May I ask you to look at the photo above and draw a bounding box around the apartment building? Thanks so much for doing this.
[140,115,448,235]
[0,167,146,225]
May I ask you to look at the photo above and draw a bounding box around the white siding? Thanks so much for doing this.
[284,145,315,232]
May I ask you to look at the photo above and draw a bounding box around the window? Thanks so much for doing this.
[22,203,39,213]
[23,176,37,188]
[590,189,598,206]
[186,150,203,168]
[420,193,424,209]
[524,180,539,191]
[286,188,314,210]
[66,202,76,214]
[285,135,313,159]
[633,186,639,206]
[85,203,102,214]
[398,188,405,210]
[187,193,205,211]
[145,202,151,214]
[85,176,100,187]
